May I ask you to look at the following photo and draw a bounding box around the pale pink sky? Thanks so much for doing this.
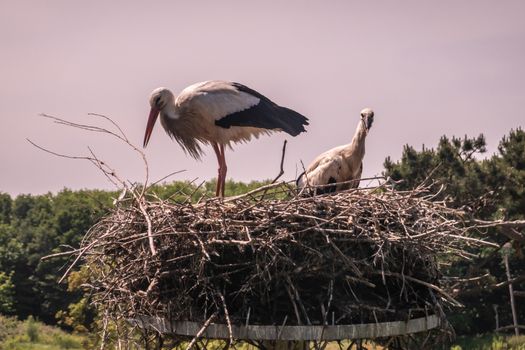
[1,1,524,195]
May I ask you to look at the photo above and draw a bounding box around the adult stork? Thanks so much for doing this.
[143,80,309,197]
[297,108,374,194]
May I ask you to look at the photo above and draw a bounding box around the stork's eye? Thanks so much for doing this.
[155,96,162,106]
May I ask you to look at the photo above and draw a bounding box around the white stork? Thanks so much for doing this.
[143,80,309,197]
[297,108,374,194]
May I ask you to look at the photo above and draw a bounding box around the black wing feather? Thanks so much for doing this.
[214,83,309,136]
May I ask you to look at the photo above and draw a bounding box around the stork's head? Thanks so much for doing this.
[144,88,175,147]
[360,108,374,132]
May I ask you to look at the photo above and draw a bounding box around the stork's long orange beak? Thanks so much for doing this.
[143,107,159,147]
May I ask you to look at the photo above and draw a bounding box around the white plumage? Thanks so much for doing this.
[143,80,309,197]
[297,108,374,194]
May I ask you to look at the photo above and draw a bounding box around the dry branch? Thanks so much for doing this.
[30,113,159,256]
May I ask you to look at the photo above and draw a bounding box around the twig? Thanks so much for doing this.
[30,114,160,255]
[184,312,217,350]
[260,140,288,201]
[271,140,287,184]
[376,271,463,307]
[218,292,233,346]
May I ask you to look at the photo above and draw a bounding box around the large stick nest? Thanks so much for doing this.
[75,183,486,333]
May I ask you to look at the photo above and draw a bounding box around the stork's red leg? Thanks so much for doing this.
[219,144,227,197]
[212,143,223,197]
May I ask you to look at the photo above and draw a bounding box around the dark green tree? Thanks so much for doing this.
[0,189,113,323]
[0,193,12,225]
[0,271,15,314]
[383,129,525,335]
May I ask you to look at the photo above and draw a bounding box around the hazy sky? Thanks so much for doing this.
[1,1,524,196]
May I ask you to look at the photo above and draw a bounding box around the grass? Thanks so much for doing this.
[0,315,88,350]
[451,334,525,350]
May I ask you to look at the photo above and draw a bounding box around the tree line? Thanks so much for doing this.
[0,128,523,336]
[384,128,524,334]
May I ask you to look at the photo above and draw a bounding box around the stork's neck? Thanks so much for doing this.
[161,102,180,120]
[344,119,368,159]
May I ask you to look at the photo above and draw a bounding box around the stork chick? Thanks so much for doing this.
[297,108,374,194]
[143,81,309,197]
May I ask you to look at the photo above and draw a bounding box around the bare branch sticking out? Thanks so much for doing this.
[31,114,161,255]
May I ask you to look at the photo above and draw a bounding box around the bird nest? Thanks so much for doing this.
[66,182,490,346]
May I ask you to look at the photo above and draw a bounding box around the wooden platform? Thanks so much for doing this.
[130,315,440,341]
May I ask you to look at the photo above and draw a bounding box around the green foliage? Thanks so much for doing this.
[384,128,525,335]
[53,333,83,349]
[384,134,489,209]
[26,316,38,342]
[452,334,525,350]
[56,269,95,333]
[0,271,15,314]
[0,194,12,225]
[147,178,271,201]
[494,129,525,219]
[0,315,21,343]
[508,336,525,349]
[0,315,86,349]
[0,189,114,324]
